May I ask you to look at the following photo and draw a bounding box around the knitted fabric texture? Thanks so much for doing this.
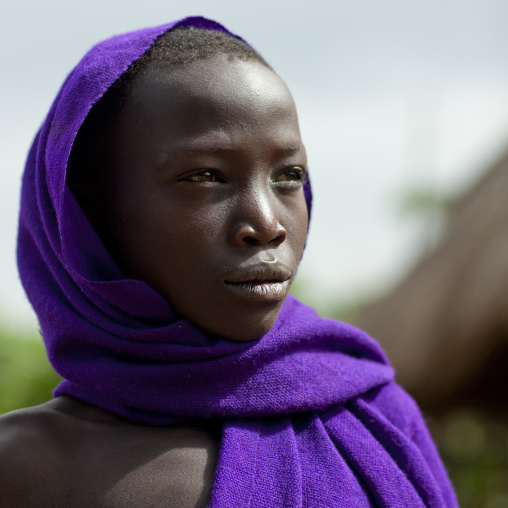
[17,16,458,507]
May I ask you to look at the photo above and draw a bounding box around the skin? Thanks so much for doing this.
[0,56,308,505]
[0,397,221,508]
[94,55,309,341]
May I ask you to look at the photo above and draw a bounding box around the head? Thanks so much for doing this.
[67,26,309,341]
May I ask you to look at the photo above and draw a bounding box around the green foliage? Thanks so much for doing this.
[0,326,61,415]
[395,186,455,219]
[316,297,367,323]
[429,410,508,508]
[1,316,507,508]
[290,277,366,322]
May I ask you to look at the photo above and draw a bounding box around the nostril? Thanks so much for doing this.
[229,222,287,247]
[271,231,286,246]
[243,236,259,245]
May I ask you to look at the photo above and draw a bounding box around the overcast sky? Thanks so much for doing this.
[3,0,508,329]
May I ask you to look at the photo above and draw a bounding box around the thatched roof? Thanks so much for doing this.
[354,150,508,415]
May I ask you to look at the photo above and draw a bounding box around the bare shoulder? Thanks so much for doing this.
[0,400,69,507]
[0,397,221,508]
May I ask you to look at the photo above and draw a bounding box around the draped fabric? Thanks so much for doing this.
[17,16,457,506]
[212,383,457,507]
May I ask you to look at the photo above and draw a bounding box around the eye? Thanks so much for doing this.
[181,170,222,183]
[274,166,306,183]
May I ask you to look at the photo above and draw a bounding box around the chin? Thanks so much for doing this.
[204,308,282,342]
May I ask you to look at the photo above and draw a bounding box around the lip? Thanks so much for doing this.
[223,263,293,302]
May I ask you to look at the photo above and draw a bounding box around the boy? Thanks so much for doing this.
[0,16,457,507]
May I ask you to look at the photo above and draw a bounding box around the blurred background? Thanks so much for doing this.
[1,1,508,505]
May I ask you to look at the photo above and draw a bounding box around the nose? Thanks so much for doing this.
[229,189,287,247]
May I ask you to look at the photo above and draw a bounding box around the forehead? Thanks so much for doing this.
[121,55,300,136]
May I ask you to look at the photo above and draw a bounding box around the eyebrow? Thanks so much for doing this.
[159,142,305,164]
[175,145,237,155]
[274,145,306,155]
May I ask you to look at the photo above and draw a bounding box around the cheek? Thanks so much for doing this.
[286,198,310,255]
[140,202,227,273]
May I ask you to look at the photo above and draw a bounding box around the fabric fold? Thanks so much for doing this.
[17,15,458,506]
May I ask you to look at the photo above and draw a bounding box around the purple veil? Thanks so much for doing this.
[17,16,457,506]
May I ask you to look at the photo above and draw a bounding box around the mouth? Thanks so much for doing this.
[223,265,292,302]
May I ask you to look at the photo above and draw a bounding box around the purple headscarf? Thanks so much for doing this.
[17,16,457,506]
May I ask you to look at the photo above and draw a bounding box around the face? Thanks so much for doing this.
[97,55,309,341]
